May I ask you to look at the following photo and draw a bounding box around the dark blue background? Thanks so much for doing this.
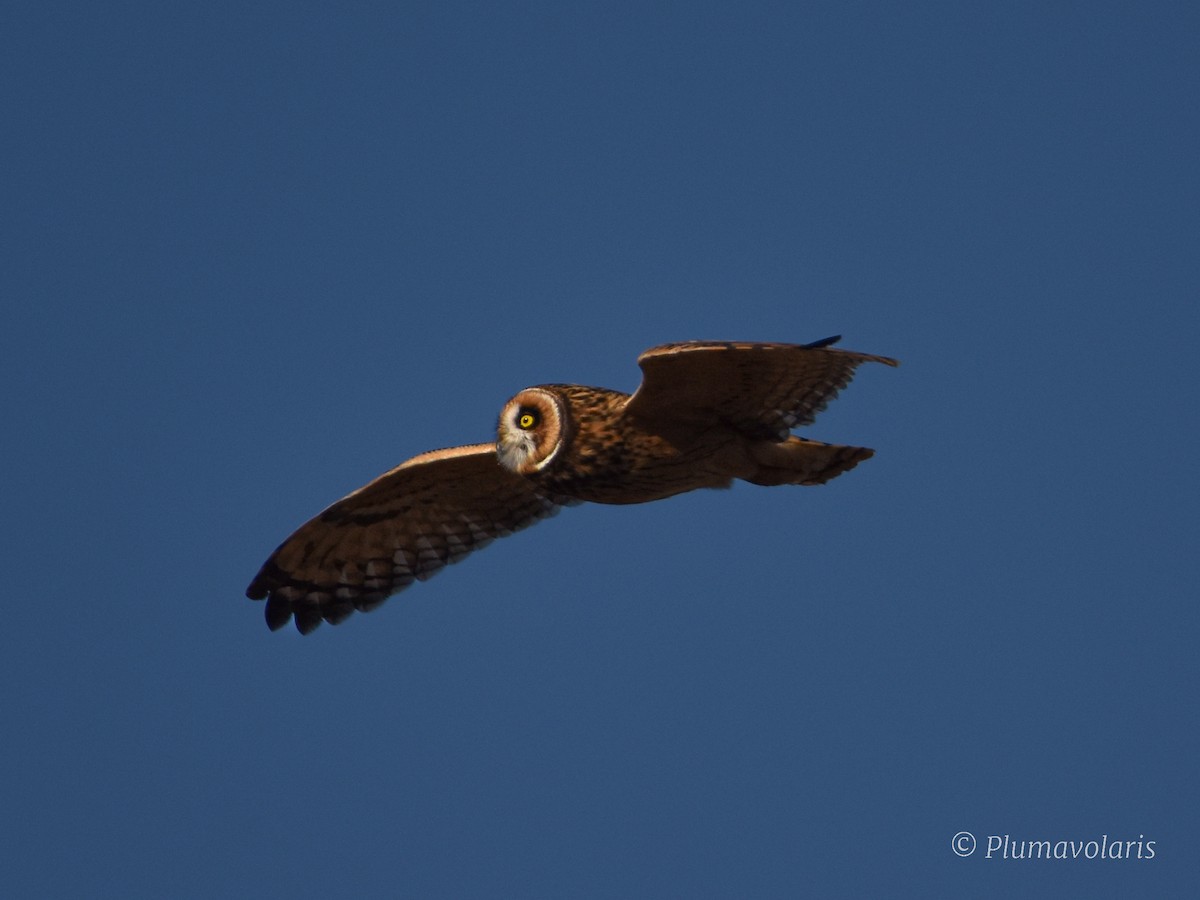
[3,2,1196,896]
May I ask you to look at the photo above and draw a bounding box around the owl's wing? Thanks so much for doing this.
[623,337,898,440]
[246,443,576,634]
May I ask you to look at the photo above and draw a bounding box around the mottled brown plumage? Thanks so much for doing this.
[247,337,898,633]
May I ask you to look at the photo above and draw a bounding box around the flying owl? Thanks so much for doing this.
[247,337,898,633]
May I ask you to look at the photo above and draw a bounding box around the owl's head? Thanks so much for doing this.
[497,387,573,475]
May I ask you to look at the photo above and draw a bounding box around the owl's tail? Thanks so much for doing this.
[744,437,875,486]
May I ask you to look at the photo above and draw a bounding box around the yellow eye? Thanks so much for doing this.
[518,412,537,430]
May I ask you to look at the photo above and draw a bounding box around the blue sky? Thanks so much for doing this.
[3,2,1197,897]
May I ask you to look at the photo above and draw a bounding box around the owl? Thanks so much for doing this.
[247,337,898,633]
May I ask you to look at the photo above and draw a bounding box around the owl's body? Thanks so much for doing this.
[506,384,731,504]
[247,338,898,633]
[508,382,865,504]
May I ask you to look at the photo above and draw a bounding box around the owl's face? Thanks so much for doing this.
[496,388,573,474]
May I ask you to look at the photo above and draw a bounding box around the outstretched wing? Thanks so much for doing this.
[246,443,576,634]
[623,337,898,440]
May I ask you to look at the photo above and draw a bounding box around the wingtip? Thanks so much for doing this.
[264,595,294,631]
[293,607,323,634]
[804,335,900,368]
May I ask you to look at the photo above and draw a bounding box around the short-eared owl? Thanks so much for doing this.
[247,337,898,633]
